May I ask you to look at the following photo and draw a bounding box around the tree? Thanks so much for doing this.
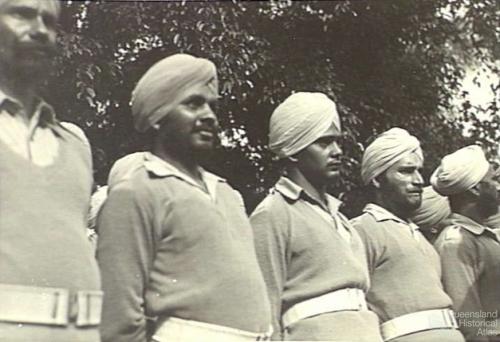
[52,0,498,215]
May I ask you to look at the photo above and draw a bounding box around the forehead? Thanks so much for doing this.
[388,152,423,170]
[181,82,218,102]
[0,0,60,16]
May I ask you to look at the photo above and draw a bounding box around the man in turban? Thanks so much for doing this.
[0,1,102,341]
[96,54,272,342]
[432,145,500,341]
[410,186,452,243]
[351,128,464,342]
[251,92,383,341]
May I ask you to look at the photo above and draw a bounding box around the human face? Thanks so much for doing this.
[477,167,499,218]
[378,152,424,217]
[0,0,59,77]
[295,123,343,186]
[157,83,219,156]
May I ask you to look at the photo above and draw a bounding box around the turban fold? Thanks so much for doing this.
[411,186,451,230]
[361,128,422,185]
[131,54,218,133]
[431,145,489,196]
[268,92,340,159]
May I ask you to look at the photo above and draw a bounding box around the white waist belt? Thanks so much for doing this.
[153,317,272,342]
[0,284,102,327]
[381,309,459,341]
[282,288,368,329]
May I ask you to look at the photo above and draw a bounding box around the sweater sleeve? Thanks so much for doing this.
[96,183,156,342]
[434,228,485,341]
[351,217,378,275]
[250,200,289,340]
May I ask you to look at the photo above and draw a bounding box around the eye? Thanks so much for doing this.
[42,14,57,29]
[315,136,338,148]
[185,97,205,110]
[10,7,37,20]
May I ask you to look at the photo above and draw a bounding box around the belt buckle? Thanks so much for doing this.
[75,291,103,327]
[51,288,70,326]
[351,289,366,310]
[444,310,458,329]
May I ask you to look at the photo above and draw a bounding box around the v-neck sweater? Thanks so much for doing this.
[96,158,271,342]
[0,124,99,292]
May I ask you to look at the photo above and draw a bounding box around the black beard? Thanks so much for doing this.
[477,189,499,218]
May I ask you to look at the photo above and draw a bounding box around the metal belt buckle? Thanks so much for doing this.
[51,288,70,326]
[76,290,103,327]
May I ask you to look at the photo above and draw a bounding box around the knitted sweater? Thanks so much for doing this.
[0,123,100,292]
[97,153,271,342]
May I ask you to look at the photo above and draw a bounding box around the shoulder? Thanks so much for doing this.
[59,122,91,149]
[252,190,288,218]
[108,167,162,204]
[350,212,376,232]
[251,192,290,231]
[434,224,476,250]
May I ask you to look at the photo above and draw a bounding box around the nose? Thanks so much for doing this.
[413,170,424,186]
[199,106,219,129]
[30,17,51,44]
[330,141,342,156]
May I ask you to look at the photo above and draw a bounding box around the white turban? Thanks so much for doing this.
[411,186,451,230]
[131,54,218,133]
[431,145,490,196]
[268,92,340,158]
[361,128,423,185]
[107,152,146,190]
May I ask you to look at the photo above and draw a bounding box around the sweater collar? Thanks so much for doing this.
[274,176,342,214]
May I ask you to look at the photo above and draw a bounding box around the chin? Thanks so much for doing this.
[326,170,341,179]
[407,199,422,211]
[15,63,51,79]
[192,142,215,153]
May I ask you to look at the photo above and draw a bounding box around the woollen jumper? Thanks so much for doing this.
[96,153,271,342]
[0,123,100,342]
[352,204,464,342]
[435,213,500,341]
[251,177,382,341]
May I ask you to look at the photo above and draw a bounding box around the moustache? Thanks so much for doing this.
[193,122,219,134]
[16,44,57,58]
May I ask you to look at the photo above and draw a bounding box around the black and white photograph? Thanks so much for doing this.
[0,0,498,341]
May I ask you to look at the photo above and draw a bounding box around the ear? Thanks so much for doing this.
[468,183,480,197]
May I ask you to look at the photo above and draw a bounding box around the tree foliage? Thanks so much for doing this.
[50,0,499,216]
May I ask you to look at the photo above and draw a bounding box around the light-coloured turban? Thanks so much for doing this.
[431,145,490,196]
[131,54,218,133]
[107,152,146,190]
[361,128,423,185]
[268,92,340,159]
[411,186,451,230]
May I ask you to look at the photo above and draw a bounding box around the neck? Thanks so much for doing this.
[0,70,38,120]
[152,144,203,183]
[287,167,327,206]
[374,195,411,221]
[454,202,482,223]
